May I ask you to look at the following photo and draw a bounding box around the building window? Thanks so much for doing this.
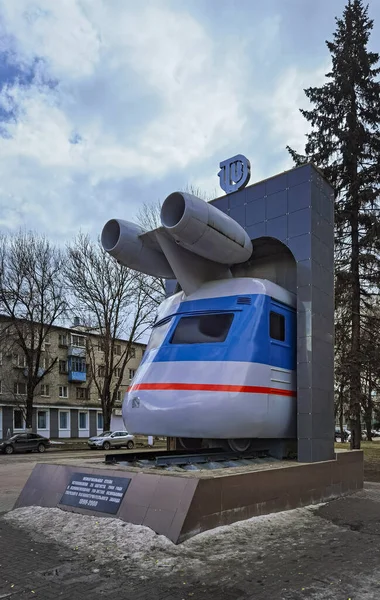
[79,411,88,430]
[16,354,27,368]
[14,409,24,430]
[76,387,89,400]
[97,341,105,352]
[114,344,121,356]
[59,360,68,374]
[59,386,68,398]
[59,411,69,430]
[116,367,122,377]
[130,347,135,358]
[44,335,51,345]
[0,380,2,394]
[98,365,106,378]
[97,412,103,430]
[37,410,48,429]
[129,369,136,380]
[71,357,86,373]
[40,384,50,397]
[59,334,68,346]
[71,335,86,348]
[117,390,123,402]
[269,312,285,342]
[14,381,27,395]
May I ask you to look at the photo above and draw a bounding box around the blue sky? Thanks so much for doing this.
[0,0,379,242]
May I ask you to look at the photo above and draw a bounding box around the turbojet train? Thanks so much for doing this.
[101,190,297,452]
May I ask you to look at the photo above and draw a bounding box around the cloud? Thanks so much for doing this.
[0,0,260,239]
[0,0,329,241]
[0,0,101,79]
[268,63,329,151]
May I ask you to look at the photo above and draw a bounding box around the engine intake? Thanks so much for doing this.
[101,219,174,279]
[161,192,252,264]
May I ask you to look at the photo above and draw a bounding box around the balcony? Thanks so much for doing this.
[68,346,86,357]
[68,370,87,383]
[68,356,86,383]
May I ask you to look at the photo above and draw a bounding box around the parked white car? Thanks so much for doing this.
[87,430,134,450]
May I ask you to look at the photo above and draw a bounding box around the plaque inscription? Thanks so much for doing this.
[60,472,131,514]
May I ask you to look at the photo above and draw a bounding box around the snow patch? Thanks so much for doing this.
[5,504,326,576]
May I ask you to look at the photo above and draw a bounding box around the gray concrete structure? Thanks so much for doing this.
[50,409,59,439]
[70,409,79,438]
[32,409,37,433]
[89,410,97,438]
[210,163,335,462]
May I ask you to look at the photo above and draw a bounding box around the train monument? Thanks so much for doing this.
[14,159,363,544]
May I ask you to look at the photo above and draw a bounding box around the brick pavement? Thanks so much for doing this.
[0,518,110,599]
[0,516,243,600]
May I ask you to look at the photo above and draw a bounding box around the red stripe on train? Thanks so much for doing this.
[129,383,296,397]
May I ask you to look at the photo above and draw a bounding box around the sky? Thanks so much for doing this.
[0,0,380,244]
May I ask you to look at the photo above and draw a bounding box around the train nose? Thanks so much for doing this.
[123,388,199,437]
[123,391,143,431]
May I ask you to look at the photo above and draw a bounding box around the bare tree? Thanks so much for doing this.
[135,185,214,305]
[65,234,155,430]
[136,198,162,231]
[0,231,67,430]
[181,183,216,202]
[135,199,167,306]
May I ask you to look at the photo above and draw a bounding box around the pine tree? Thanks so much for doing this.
[287,0,380,449]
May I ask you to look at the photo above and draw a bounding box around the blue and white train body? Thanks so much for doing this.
[101,191,297,451]
[124,278,296,448]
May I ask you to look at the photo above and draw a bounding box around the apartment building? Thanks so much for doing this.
[0,317,146,440]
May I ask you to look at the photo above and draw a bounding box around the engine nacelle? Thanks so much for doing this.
[101,192,253,294]
[101,219,175,279]
[161,192,252,264]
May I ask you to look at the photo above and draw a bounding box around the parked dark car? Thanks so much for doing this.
[0,433,51,455]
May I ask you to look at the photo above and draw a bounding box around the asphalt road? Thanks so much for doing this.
[0,446,128,463]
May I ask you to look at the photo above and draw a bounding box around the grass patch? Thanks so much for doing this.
[335,441,380,481]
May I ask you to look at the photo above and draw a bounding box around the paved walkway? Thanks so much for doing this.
[1,484,380,599]
[2,454,380,599]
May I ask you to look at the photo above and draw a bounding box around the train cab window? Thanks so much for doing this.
[171,313,234,345]
[270,311,285,341]
[146,318,172,351]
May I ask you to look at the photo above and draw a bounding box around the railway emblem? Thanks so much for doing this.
[218,154,251,194]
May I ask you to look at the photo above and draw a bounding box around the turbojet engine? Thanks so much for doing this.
[101,192,296,452]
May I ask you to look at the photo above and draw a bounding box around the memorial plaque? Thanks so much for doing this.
[60,472,131,514]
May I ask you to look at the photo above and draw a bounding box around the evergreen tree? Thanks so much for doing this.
[287,0,380,449]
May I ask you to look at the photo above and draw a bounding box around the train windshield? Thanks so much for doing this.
[146,318,172,351]
[170,313,234,345]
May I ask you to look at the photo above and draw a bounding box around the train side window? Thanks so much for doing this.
[270,311,285,341]
[171,313,234,344]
